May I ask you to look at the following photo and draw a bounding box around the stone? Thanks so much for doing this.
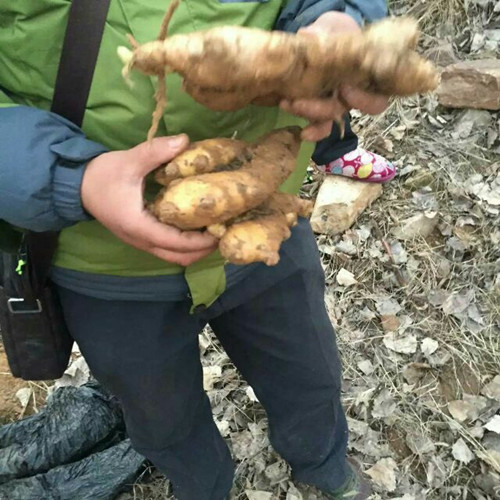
[437,59,500,110]
[310,176,382,235]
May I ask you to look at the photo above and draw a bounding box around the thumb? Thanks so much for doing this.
[132,134,189,175]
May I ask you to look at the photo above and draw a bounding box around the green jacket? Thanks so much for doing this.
[0,0,317,307]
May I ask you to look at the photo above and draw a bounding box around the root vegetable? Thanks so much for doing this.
[154,138,249,186]
[150,127,302,230]
[211,193,313,266]
[119,16,439,115]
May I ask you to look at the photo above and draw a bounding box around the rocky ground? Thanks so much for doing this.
[1,1,498,499]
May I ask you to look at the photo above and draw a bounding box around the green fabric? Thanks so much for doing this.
[0,0,314,307]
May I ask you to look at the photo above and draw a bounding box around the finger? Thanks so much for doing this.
[301,120,334,142]
[341,86,389,115]
[150,246,216,267]
[281,98,346,122]
[129,212,218,252]
[131,134,190,176]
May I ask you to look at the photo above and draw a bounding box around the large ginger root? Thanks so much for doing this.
[209,193,313,266]
[119,16,439,115]
[154,138,249,186]
[150,127,301,230]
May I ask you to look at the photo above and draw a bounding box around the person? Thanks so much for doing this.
[0,1,389,499]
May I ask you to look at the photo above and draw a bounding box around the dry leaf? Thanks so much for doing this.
[403,363,432,385]
[476,450,500,473]
[246,492,273,500]
[406,428,436,455]
[246,386,259,403]
[375,296,402,315]
[426,455,448,488]
[15,387,32,409]
[452,438,475,464]
[366,457,398,491]
[393,213,438,240]
[358,359,375,375]
[372,389,398,418]
[484,415,500,434]
[482,375,500,401]
[286,483,303,500]
[54,356,91,389]
[264,461,288,485]
[442,290,474,317]
[380,315,401,332]
[216,419,230,437]
[421,338,439,357]
[336,268,358,286]
[448,395,489,422]
[203,366,222,390]
[383,333,418,354]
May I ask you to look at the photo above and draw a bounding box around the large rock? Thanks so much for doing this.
[310,176,382,235]
[437,59,500,110]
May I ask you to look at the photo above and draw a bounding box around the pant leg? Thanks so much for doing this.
[57,287,233,500]
[208,225,349,492]
[312,116,358,165]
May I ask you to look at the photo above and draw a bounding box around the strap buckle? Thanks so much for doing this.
[7,298,43,314]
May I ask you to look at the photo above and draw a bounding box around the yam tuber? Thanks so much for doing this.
[149,127,313,266]
[119,16,440,114]
[150,127,302,230]
[154,138,249,186]
[209,193,313,266]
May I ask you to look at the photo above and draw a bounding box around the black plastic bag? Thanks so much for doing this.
[0,382,124,482]
[0,439,145,500]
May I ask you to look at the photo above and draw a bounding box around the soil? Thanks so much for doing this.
[0,346,28,424]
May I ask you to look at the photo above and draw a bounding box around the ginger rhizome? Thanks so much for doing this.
[119,14,439,136]
[150,127,311,266]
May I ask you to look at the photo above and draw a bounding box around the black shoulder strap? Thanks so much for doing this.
[28,0,111,292]
[51,0,111,126]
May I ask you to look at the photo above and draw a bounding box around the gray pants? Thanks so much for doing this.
[57,221,349,500]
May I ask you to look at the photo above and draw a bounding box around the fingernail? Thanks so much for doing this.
[169,134,188,148]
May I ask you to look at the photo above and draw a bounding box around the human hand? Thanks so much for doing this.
[280,11,389,142]
[81,135,218,266]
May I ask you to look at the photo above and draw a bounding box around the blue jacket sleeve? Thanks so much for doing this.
[0,106,108,232]
[276,0,387,32]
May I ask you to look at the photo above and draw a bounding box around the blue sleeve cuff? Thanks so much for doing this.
[52,160,92,225]
[51,136,108,225]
